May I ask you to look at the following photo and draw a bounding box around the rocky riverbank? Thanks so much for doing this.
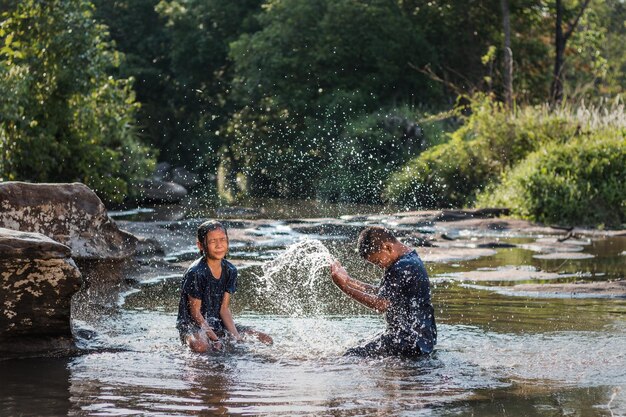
[116,208,625,299]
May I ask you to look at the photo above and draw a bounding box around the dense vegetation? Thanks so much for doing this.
[0,0,155,202]
[1,0,624,225]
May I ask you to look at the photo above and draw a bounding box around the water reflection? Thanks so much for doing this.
[0,357,71,416]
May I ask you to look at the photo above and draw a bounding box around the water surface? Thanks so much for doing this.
[1,209,625,416]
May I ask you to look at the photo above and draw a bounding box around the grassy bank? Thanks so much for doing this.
[385,96,626,228]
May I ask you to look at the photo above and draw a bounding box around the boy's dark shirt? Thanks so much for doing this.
[176,257,237,334]
[377,250,437,354]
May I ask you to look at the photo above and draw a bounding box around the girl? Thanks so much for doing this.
[176,220,272,352]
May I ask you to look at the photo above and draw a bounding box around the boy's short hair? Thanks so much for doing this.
[357,226,398,258]
[197,220,228,254]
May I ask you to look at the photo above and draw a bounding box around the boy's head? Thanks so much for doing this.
[357,226,402,268]
[197,220,228,258]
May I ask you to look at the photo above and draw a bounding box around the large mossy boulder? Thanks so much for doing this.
[0,182,136,260]
[0,228,82,357]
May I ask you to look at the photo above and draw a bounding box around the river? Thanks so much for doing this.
[1,199,624,416]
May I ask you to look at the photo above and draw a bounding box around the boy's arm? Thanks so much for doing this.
[219,292,242,341]
[188,295,220,341]
[344,278,379,295]
[330,262,390,312]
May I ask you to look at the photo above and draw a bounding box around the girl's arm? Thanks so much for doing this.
[188,296,220,341]
[220,292,242,341]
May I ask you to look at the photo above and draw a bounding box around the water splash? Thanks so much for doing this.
[255,238,334,317]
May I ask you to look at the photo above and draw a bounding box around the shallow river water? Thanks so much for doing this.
[1,204,625,416]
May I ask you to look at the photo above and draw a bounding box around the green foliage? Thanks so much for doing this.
[3,0,625,215]
[93,0,262,173]
[477,129,626,227]
[230,0,437,111]
[0,0,155,203]
[585,0,626,97]
[223,97,318,198]
[385,96,544,207]
[155,0,262,170]
[387,95,626,227]
[225,0,442,198]
[317,105,454,203]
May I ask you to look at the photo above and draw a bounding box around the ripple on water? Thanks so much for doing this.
[62,237,626,416]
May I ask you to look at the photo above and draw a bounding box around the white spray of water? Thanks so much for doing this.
[262,238,334,290]
[256,238,335,317]
[251,238,372,359]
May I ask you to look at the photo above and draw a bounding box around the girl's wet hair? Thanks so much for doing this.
[357,226,398,258]
[197,220,228,256]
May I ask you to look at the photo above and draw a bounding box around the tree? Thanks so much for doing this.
[0,0,155,202]
[501,0,514,108]
[92,0,173,160]
[93,0,262,175]
[551,0,592,104]
[227,0,438,197]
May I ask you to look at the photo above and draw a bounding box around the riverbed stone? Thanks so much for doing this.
[418,247,497,263]
[464,279,626,299]
[508,280,626,298]
[519,238,585,253]
[532,252,595,260]
[0,182,137,261]
[0,228,82,356]
[166,167,201,190]
[436,265,582,282]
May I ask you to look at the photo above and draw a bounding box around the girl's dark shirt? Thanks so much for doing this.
[176,257,237,333]
[377,250,437,354]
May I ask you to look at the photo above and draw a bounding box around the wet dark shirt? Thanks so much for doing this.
[377,250,437,354]
[176,257,237,334]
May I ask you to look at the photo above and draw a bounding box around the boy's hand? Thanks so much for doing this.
[330,261,349,286]
[211,340,223,351]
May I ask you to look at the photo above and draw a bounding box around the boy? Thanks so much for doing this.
[330,226,437,358]
[176,220,272,353]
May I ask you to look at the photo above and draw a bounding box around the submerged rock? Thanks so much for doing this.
[0,182,137,261]
[509,279,626,298]
[463,279,626,299]
[436,265,584,282]
[419,247,497,263]
[0,228,82,357]
[532,252,595,260]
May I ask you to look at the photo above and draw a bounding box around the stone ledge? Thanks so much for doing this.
[0,182,137,260]
[0,228,71,260]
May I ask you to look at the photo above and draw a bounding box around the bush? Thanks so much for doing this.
[383,135,491,208]
[477,129,626,227]
[384,95,624,210]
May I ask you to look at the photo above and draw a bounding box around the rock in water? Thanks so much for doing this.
[0,228,82,357]
[0,182,136,260]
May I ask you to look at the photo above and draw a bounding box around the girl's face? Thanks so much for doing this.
[198,228,228,260]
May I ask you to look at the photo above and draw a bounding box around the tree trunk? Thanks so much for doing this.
[501,0,513,109]
[551,0,565,104]
[550,0,592,105]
